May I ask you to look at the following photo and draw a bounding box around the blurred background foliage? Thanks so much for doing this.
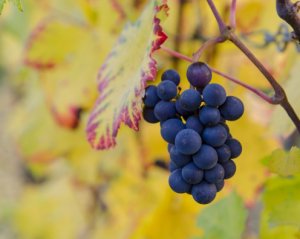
[0,0,300,238]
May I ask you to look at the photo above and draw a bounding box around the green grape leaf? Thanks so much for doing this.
[0,0,22,14]
[268,147,300,177]
[263,175,300,229]
[194,191,248,239]
[86,0,168,150]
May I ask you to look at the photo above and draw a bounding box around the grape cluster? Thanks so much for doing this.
[142,62,244,204]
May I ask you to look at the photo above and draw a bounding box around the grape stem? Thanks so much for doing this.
[200,0,300,134]
[161,46,274,104]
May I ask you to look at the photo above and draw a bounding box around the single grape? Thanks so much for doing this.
[193,144,218,170]
[186,62,212,88]
[161,119,185,144]
[175,100,192,116]
[143,85,161,107]
[157,80,178,101]
[169,161,181,173]
[182,162,204,184]
[202,83,227,107]
[219,116,226,123]
[220,159,236,179]
[169,169,192,193]
[175,129,202,155]
[161,69,180,86]
[170,146,192,167]
[179,89,202,111]
[199,106,221,127]
[215,180,225,192]
[186,115,205,135]
[219,96,244,121]
[191,181,217,204]
[168,143,174,153]
[204,163,225,183]
[227,133,233,139]
[215,144,231,163]
[154,101,176,121]
[142,106,159,123]
[202,124,227,147]
[225,138,242,158]
[218,121,230,135]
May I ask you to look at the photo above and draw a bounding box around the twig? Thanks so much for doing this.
[160,46,273,104]
[230,0,237,29]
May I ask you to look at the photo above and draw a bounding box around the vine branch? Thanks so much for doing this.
[276,0,300,42]
[160,46,274,104]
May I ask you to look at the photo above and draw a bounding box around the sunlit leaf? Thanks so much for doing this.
[194,191,248,239]
[263,176,300,229]
[86,0,168,150]
[268,147,300,177]
[0,0,22,14]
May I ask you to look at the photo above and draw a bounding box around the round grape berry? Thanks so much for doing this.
[170,146,192,167]
[219,96,244,121]
[161,119,185,144]
[204,163,225,183]
[215,144,231,163]
[179,89,202,111]
[192,181,217,204]
[220,159,236,179]
[168,161,181,173]
[175,129,202,155]
[182,162,204,184]
[157,80,178,101]
[142,106,159,123]
[186,115,205,135]
[215,180,225,192]
[161,69,180,86]
[225,138,242,158]
[169,169,192,193]
[143,85,161,107]
[193,144,218,170]
[202,83,227,107]
[154,101,176,121]
[199,106,221,127]
[202,124,227,147]
[186,62,212,88]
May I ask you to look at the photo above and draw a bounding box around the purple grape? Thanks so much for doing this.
[215,180,225,192]
[170,146,192,167]
[186,115,205,135]
[154,101,176,121]
[202,83,227,107]
[199,106,221,127]
[179,89,202,111]
[161,119,185,144]
[204,163,225,183]
[186,62,212,88]
[220,159,236,179]
[143,85,161,107]
[225,138,242,158]
[161,69,180,86]
[142,106,159,123]
[182,162,204,184]
[219,96,244,121]
[191,181,217,204]
[168,161,181,173]
[202,124,227,147]
[169,169,192,193]
[215,144,231,163]
[175,129,202,155]
[193,144,218,170]
[157,80,178,101]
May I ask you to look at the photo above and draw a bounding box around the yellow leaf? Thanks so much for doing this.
[86,0,169,150]
[268,147,300,177]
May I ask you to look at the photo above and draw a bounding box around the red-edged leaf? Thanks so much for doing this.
[86,0,168,150]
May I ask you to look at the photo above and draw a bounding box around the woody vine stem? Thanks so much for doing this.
[161,0,300,134]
